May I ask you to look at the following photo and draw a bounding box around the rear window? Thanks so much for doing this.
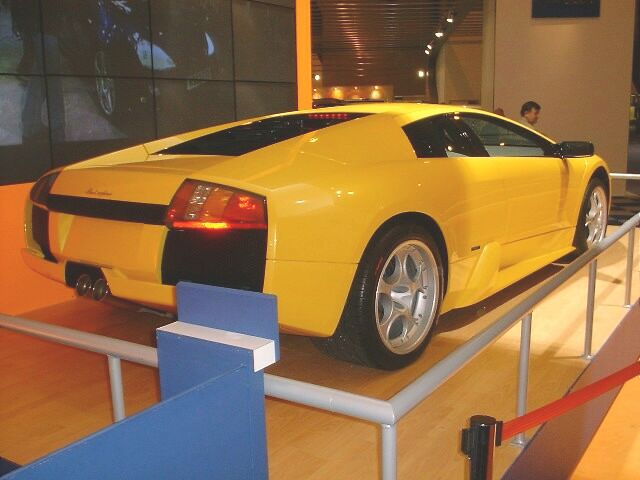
[157,113,371,156]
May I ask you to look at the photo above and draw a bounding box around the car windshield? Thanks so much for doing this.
[156,113,370,156]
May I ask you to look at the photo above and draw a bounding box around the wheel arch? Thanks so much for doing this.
[364,212,449,294]
[590,166,611,205]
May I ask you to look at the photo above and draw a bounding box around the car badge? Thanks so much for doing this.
[85,188,113,196]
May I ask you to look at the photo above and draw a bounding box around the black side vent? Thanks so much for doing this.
[46,195,167,225]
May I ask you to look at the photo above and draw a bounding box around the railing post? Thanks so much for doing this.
[584,260,598,359]
[380,423,397,480]
[511,312,532,446]
[461,415,499,480]
[107,355,125,422]
[625,228,635,307]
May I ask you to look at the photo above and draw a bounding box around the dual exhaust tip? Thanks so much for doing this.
[75,274,110,301]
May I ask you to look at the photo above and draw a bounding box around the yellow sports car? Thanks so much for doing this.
[24,104,609,369]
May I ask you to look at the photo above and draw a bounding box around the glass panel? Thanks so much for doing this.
[235,82,295,120]
[462,115,547,157]
[42,0,152,77]
[232,0,295,82]
[154,79,235,137]
[402,119,446,158]
[0,76,52,185]
[159,113,369,156]
[48,76,155,167]
[150,0,233,80]
[0,0,44,75]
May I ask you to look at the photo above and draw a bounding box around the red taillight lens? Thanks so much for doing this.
[165,180,267,231]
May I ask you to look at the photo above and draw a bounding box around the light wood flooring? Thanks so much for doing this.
[1,230,639,479]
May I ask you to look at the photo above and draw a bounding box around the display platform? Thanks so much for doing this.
[1,227,639,478]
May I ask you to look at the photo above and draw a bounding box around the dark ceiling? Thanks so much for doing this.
[312,0,483,92]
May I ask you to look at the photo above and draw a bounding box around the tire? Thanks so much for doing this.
[573,178,608,254]
[315,224,444,370]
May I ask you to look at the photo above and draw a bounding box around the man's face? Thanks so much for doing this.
[524,108,540,125]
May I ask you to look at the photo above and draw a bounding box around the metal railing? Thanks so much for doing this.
[1,191,638,480]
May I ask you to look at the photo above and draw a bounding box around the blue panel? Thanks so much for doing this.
[176,282,279,360]
[3,370,267,479]
[158,329,255,398]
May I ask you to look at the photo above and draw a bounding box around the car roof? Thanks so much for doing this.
[294,102,554,142]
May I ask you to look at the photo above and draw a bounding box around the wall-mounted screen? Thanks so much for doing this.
[532,0,600,18]
[0,0,296,185]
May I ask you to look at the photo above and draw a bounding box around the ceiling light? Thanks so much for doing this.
[427,44,433,50]
[447,12,454,23]
[424,49,430,55]
[313,74,321,81]
[435,31,444,38]
[417,70,425,78]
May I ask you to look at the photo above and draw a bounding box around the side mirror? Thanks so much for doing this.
[559,141,594,158]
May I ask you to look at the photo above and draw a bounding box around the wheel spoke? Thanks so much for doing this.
[375,239,440,356]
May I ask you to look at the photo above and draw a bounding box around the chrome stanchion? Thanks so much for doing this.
[381,423,397,480]
[108,355,126,422]
[511,312,532,446]
[624,228,635,307]
[583,260,597,360]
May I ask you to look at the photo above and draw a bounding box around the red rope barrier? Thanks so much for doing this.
[501,362,640,442]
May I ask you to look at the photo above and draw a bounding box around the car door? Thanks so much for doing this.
[458,113,572,265]
[402,115,508,259]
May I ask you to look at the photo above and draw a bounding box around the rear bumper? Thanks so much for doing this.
[22,247,357,337]
[22,248,176,310]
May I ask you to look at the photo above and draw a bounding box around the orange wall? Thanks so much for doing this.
[296,0,312,110]
[0,183,74,315]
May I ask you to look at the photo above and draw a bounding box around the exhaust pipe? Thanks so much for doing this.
[75,274,93,297]
[91,278,110,301]
[74,274,110,301]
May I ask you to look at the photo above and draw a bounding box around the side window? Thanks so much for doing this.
[438,117,487,158]
[402,119,446,158]
[460,114,554,157]
[402,116,486,158]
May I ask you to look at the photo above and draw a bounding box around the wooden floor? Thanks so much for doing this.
[1,230,639,479]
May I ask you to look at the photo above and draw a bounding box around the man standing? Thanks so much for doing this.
[520,101,541,128]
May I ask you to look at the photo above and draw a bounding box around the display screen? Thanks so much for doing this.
[235,82,296,120]
[150,0,233,81]
[0,0,296,185]
[154,79,235,137]
[41,0,152,77]
[233,0,295,82]
[0,0,44,75]
[532,0,600,18]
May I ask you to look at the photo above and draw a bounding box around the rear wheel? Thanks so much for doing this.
[316,225,443,370]
[573,178,608,254]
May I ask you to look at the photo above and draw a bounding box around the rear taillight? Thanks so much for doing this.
[30,172,59,206]
[165,180,267,230]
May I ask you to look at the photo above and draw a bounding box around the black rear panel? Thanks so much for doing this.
[32,205,56,262]
[46,195,167,225]
[161,229,267,292]
[157,112,371,156]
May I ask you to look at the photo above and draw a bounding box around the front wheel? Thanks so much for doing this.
[573,178,608,254]
[316,225,443,370]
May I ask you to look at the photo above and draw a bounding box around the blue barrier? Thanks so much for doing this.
[3,283,279,480]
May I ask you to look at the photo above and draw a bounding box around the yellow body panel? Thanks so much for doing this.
[23,103,609,337]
